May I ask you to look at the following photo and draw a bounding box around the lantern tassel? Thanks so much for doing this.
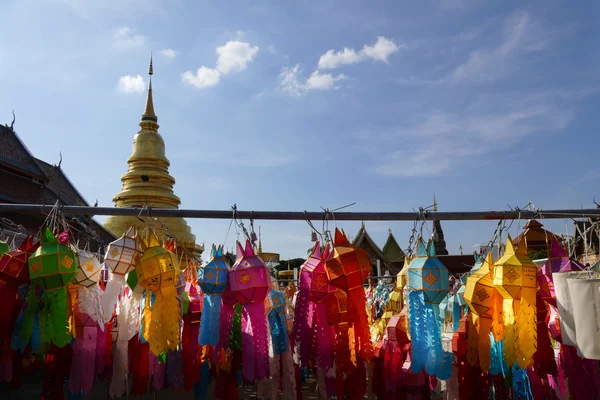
[199,294,221,346]
[241,306,255,381]
[292,272,315,368]
[502,299,516,367]
[478,317,492,372]
[101,274,126,324]
[466,313,479,367]
[408,291,427,373]
[248,301,270,381]
[45,288,72,348]
[314,303,332,370]
[515,287,536,369]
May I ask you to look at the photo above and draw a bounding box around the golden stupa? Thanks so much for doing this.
[104,56,198,256]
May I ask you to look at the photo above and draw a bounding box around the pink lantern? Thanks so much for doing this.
[228,240,270,382]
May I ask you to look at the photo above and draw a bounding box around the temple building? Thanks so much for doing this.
[0,123,115,250]
[353,222,400,275]
[103,58,201,259]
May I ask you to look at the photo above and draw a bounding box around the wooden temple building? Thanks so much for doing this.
[0,123,115,250]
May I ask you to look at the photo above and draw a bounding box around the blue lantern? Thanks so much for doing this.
[406,238,452,380]
[198,245,230,346]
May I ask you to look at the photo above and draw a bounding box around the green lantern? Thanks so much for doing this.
[29,228,78,289]
[24,227,78,348]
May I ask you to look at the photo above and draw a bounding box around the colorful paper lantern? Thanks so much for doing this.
[405,238,452,379]
[463,253,495,371]
[136,230,182,356]
[228,240,270,382]
[27,228,79,348]
[74,250,102,288]
[29,227,78,290]
[101,227,141,323]
[406,238,449,304]
[105,226,139,276]
[198,245,229,346]
[325,228,373,370]
[492,235,537,369]
[267,287,289,355]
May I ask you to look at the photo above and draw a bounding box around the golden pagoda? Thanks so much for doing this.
[104,56,197,256]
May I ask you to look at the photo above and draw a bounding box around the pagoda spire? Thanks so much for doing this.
[103,55,196,251]
[142,54,157,123]
[433,193,438,212]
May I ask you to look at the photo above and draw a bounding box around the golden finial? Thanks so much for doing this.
[433,193,438,212]
[142,53,157,123]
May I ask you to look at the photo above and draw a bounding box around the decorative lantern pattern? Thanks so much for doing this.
[326,228,373,367]
[405,238,452,379]
[198,245,229,346]
[101,227,141,324]
[293,241,330,368]
[492,235,537,369]
[266,287,289,355]
[74,250,102,288]
[228,240,270,382]
[135,230,181,357]
[27,227,79,348]
[464,253,495,371]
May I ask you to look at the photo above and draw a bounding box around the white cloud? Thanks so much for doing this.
[113,27,146,49]
[278,65,345,96]
[117,74,145,94]
[365,91,574,177]
[317,36,402,69]
[160,48,177,59]
[449,11,548,84]
[181,67,221,88]
[182,40,259,89]
[215,41,260,74]
[305,70,346,90]
[267,45,277,54]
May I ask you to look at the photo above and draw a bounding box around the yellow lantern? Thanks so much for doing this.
[463,253,495,371]
[492,235,537,368]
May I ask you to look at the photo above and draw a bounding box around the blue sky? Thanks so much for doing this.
[1,0,599,259]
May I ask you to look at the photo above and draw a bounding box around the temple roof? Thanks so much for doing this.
[383,229,405,262]
[353,222,387,262]
[0,124,116,250]
[0,125,47,181]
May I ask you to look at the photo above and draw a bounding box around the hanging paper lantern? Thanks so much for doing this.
[306,242,337,372]
[405,238,452,380]
[182,281,203,391]
[538,237,584,308]
[464,253,495,371]
[68,303,100,395]
[228,240,270,382]
[325,228,373,369]
[135,230,182,357]
[101,227,141,323]
[74,250,102,288]
[26,227,78,348]
[105,226,139,276]
[406,238,449,305]
[0,235,38,344]
[198,244,229,346]
[388,287,403,313]
[492,235,537,369]
[293,241,331,368]
[266,287,289,355]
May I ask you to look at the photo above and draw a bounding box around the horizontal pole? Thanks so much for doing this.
[1,203,600,221]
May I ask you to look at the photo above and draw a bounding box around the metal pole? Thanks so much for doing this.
[1,204,600,221]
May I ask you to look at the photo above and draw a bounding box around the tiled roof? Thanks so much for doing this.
[0,125,47,180]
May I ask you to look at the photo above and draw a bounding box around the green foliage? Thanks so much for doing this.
[273,258,306,272]
[528,248,548,260]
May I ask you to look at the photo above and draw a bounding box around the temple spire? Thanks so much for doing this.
[433,193,438,212]
[142,54,157,123]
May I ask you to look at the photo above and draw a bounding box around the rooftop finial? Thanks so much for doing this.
[142,53,157,123]
[433,193,438,212]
